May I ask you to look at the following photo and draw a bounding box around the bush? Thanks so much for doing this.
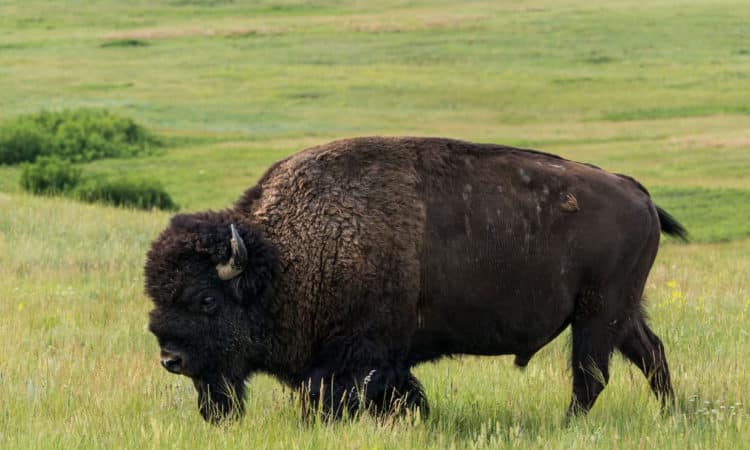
[20,156,82,195]
[74,176,178,211]
[0,121,53,164]
[0,109,158,165]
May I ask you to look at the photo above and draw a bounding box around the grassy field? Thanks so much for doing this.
[1,0,749,448]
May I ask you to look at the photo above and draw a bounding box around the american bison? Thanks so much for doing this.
[145,137,685,423]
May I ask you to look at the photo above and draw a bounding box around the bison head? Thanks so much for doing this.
[144,211,276,423]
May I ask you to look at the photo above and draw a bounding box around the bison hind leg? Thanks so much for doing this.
[567,319,616,417]
[616,317,674,407]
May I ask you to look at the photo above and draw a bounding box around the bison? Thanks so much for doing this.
[145,137,685,423]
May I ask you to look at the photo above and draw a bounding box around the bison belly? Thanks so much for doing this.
[411,227,576,362]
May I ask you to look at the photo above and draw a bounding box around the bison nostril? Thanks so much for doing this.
[161,356,182,374]
[160,350,184,375]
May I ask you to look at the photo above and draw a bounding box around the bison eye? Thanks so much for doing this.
[200,296,217,313]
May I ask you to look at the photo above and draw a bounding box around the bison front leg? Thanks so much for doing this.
[366,370,429,417]
[299,367,356,420]
[393,372,430,417]
[193,377,246,424]
[300,366,429,420]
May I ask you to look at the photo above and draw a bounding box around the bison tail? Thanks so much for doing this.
[656,205,688,242]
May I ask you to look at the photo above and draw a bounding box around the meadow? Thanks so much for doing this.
[1,0,749,448]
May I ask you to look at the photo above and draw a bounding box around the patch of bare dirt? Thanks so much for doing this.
[343,14,484,34]
[668,135,750,149]
[102,24,284,41]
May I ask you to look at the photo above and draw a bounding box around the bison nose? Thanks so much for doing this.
[160,349,184,375]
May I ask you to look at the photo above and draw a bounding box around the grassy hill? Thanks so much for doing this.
[1,0,749,448]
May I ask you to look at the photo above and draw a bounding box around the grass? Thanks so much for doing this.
[1,194,748,448]
[652,187,750,243]
[1,0,749,448]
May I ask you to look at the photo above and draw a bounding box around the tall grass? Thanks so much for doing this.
[0,194,748,448]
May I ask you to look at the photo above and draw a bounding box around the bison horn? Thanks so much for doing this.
[216,224,248,280]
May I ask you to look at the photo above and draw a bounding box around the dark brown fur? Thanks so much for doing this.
[146,137,682,422]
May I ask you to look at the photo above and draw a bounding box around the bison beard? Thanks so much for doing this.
[194,377,246,423]
[144,136,685,424]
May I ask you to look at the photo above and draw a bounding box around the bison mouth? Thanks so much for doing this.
[193,377,246,423]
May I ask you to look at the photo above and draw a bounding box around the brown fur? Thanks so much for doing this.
[146,136,682,422]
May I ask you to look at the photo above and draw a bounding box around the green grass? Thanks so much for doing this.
[1,194,749,448]
[1,0,749,448]
[653,187,750,243]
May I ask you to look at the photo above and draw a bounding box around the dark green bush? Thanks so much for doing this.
[20,156,82,195]
[0,121,53,164]
[74,176,177,211]
[0,109,158,165]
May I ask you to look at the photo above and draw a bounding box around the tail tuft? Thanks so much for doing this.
[656,205,688,242]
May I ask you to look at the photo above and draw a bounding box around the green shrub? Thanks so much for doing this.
[19,156,82,195]
[0,109,158,165]
[74,176,177,211]
[0,121,53,164]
